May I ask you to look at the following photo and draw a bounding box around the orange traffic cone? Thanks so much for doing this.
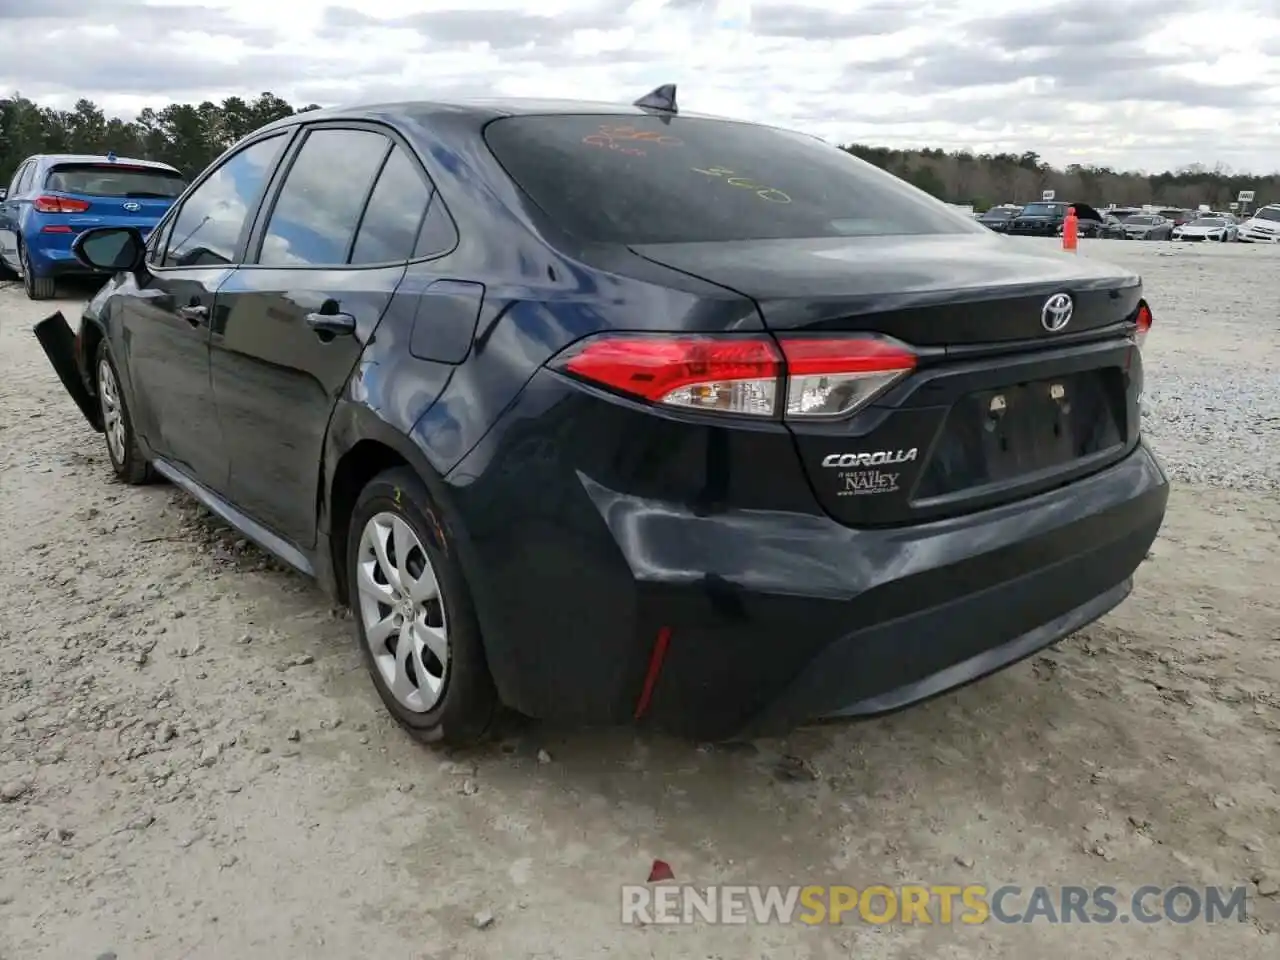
[1063,207,1079,252]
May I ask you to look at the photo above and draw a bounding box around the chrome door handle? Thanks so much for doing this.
[177,304,207,326]
[305,312,356,337]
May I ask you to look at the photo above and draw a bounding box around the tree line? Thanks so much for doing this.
[2,91,1274,211]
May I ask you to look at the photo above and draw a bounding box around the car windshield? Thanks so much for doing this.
[1018,203,1064,216]
[1255,207,1280,222]
[482,114,986,244]
[44,163,187,198]
[1125,216,1156,225]
[1188,218,1225,227]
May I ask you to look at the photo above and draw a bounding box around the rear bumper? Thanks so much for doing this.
[451,365,1169,739]
[1007,224,1059,237]
[25,234,102,278]
[24,224,154,277]
[638,442,1166,740]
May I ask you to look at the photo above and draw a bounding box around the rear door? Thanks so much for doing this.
[115,132,293,491]
[210,123,436,549]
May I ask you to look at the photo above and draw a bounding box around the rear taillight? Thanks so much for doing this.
[1135,302,1153,349]
[33,195,91,213]
[780,337,916,418]
[554,335,780,417]
[550,333,917,420]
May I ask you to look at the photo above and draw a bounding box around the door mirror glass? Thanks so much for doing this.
[74,227,145,271]
[0,188,7,200]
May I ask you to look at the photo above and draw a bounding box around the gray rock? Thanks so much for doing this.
[0,780,31,802]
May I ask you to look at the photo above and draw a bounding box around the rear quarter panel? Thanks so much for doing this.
[387,111,763,477]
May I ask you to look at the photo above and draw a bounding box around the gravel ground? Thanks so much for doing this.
[1,239,1278,960]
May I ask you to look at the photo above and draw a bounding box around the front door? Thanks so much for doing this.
[116,131,293,492]
[210,125,435,548]
[114,266,230,486]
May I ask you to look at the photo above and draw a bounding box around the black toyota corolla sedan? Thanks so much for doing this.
[35,86,1168,746]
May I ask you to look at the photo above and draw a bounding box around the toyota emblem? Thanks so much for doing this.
[1041,293,1073,332]
[122,201,141,212]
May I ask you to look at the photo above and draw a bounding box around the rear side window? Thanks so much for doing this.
[6,162,28,196]
[14,162,35,195]
[165,133,288,267]
[349,146,432,265]
[415,195,458,258]
[44,163,187,198]
[258,128,391,267]
[484,115,983,244]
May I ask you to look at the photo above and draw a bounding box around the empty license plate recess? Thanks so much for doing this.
[912,370,1125,498]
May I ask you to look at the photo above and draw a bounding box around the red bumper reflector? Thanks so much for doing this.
[633,626,673,720]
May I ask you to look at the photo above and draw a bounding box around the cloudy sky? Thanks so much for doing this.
[2,0,1278,173]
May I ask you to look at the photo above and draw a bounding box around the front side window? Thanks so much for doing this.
[164,133,289,267]
[484,114,984,244]
[258,128,391,266]
[147,216,176,266]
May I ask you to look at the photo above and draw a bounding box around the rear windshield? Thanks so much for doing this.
[1018,203,1065,216]
[44,163,187,198]
[483,115,984,244]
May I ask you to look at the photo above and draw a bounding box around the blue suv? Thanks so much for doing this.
[0,153,187,299]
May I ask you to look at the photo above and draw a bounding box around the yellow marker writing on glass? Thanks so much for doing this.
[691,166,791,203]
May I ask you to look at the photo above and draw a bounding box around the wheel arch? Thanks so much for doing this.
[320,401,480,611]
[79,318,106,397]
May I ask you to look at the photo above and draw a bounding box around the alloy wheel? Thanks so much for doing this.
[355,511,449,712]
[97,355,127,466]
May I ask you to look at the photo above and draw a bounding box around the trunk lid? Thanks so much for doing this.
[630,234,1141,344]
[631,233,1144,527]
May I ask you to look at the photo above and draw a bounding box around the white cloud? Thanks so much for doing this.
[2,0,1278,173]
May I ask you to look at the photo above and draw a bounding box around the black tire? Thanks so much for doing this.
[94,340,153,485]
[19,244,57,300]
[347,467,498,747]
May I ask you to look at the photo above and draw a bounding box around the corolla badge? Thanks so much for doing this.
[1041,292,1073,332]
[122,201,141,212]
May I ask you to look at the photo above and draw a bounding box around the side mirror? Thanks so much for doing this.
[0,188,7,200]
[73,226,146,273]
